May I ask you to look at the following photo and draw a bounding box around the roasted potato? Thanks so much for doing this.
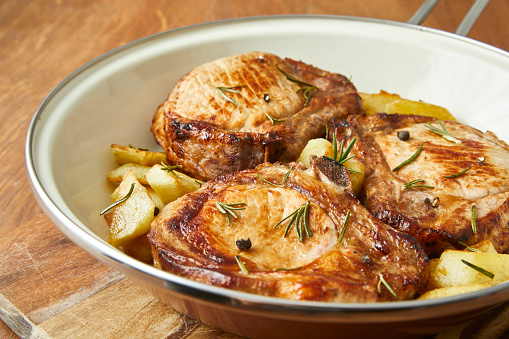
[418,282,497,300]
[431,250,509,288]
[111,144,167,166]
[360,90,457,121]
[145,164,202,204]
[107,163,151,185]
[121,232,153,264]
[105,170,156,247]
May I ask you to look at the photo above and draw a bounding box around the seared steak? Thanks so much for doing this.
[330,113,509,256]
[149,157,429,302]
[151,52,362,181]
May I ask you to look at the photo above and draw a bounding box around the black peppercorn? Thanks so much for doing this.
[397,130,410,141]
[263,94,270,103]
[236,238,252,251]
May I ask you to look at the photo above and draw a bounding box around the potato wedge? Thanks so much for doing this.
[145,164,201,204]
[418,282,498,300]
[360,90,456,121]
[107,163,151,185]
[111,144,167,166]
[463,239,498,254]
[106,170,156,248]
[296,138,333,167]
[431,250,509,288]
[342,158,365,197]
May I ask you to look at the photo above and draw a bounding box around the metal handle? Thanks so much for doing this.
[407,0,491,37]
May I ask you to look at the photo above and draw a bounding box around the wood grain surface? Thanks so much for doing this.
[1,0,509,338]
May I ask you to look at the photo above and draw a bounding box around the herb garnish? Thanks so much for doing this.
[461,259,494,279]
[215,85,245,106]
[331,134,361,173]
[471,204,477,234]
[392,141,424,172]
[128,144,149,151]
[275,64,318,106]
[235,255,249,275]
[402,179,434,190]
[215,202,247,226]
[377,274,397,297]
[257,165,293,188]
[274,201,311,242]
[337,210,350,243]
[274,266,303,271]
[264,112,286,125]
[100,183,135,215]
[425,121,462,144]
[443,164,472,179]
[458,241,481,253]
[161,162,183,174]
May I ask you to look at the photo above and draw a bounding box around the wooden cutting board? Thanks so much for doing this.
[1,215,508,339]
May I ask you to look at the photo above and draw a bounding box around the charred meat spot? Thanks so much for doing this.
[362,254,373,265]
[154,207,160,217]
[397,130,410,141]
[236,238,252,251]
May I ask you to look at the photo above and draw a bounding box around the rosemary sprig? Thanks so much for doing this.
[215,85,245,106]
[402,179,434,190]
[100,183,135,215]
[461,259,494,279]
[274,266,303,271]
[215,201,247,226]
[275,63,318,106]
[443,164,472,179]
[265,112,286,125]
[425,121,462,144]
[458,241,481,253]
[392,141,424,172]
[161,162,183,174]
[274,201,311,242]
[257,165,293,188]
[235,255,249,275]
[377,274,397,297]
[128,144,149,151]
[337,210,350,243]
[471,204,477,234]
[330,134,360,173]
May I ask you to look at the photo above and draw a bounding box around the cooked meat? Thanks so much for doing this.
[151,51,362,181]
[149,157,429,302]
[330,113,509,256]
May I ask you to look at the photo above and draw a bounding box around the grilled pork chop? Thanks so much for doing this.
[330,113,509,256]
[151,52,362,181]
[149,157,429,302]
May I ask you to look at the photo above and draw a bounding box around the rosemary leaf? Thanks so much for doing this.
[265,112,286,125]
[443,164,473,179]
[275,64,318,106]
[235,255,249,275]
[337,210,350,243]
[128,144,149,151]
[215,85,245,106]
[458,241,481,253]
[275,201,312,242]
[425,121,462,144]
[160,162,183,174]
[377,274,397,297]
[402,179,434,190]
[215,202,247,226]
[100,183,135,215]
[274,266,303,271]
[257,165,293,188]
[392,141,424,172]
[461,259,494,279]
[471,204,477,234]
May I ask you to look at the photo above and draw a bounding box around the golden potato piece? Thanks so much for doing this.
[107,163,151,185]
[417,282,497,300]
[431,250,509,288]
[145,164,202,204]
[342,158,365,197]
[360,90,456,121]
[105,170,156,248]
[111,144,167,166]
[296,138,333,167]
[464,239,498,254]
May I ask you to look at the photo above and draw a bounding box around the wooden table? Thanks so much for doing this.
[2,0,509,338]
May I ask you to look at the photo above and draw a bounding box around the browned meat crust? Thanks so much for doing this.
[149,157,429,302]
[151,52,362,181]
[330,113,509,257]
